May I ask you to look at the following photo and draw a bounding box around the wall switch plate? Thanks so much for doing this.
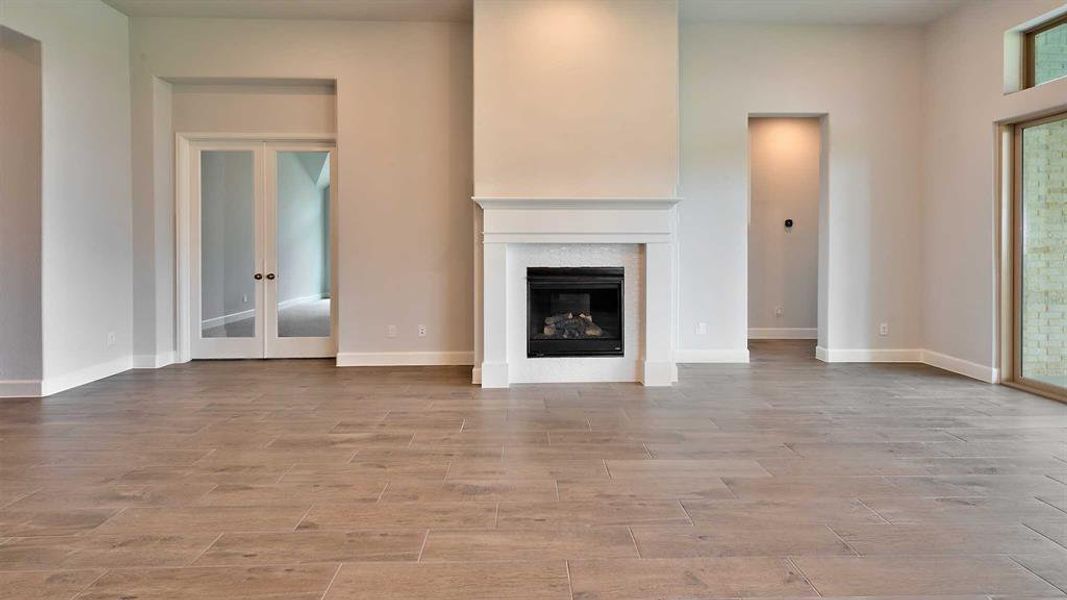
[879,322,889,336]
[417,324,427,337]
[387,325,397,338]
[106,331,116,347]
[696,322,707,335]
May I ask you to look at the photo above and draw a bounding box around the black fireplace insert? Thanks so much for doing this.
[527,267,623,358]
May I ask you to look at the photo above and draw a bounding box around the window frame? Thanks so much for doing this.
[1008,111,1067,404]
[1023,12,1067,89]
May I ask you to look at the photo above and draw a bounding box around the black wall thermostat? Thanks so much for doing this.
[784,219,794,228]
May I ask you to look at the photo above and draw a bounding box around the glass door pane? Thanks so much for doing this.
[200,150,257,339]
[1019,115,1067,391]
[273,150,332,339]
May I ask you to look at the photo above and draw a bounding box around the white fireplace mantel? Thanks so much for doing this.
[473,196,681,388]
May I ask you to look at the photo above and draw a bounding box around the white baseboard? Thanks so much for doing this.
[41,356,132,396]
[132,351,177,369]
[815,347,922,363]
[748,327,817,340]
[0,379,42,398]
[201,308,254,330]
[675,348,750,363]
[337,351,474,367]
[921,349,999,384]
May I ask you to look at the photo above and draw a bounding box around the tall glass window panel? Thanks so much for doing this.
[1020,116,1067,389]
[275,151,331,338]
[200,150,256,338]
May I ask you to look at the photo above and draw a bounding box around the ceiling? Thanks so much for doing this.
[104,0,965,26]
[102,0,474,22]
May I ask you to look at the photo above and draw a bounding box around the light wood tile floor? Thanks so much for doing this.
[1,340,1066,599]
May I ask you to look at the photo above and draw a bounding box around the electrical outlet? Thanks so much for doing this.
[242,294,248,303]
[879,322,889,336]
[696,322,707,335]
[417,324,427,337]
[106,331,116,347]
[775,306,784,317]
[386,324,397,338]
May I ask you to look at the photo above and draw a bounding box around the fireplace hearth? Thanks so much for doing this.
[527,267,624,357]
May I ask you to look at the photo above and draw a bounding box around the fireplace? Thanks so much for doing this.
[527,267,624,357]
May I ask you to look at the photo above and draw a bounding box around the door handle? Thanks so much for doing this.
[254,273,263,280]
[266,273,276,280]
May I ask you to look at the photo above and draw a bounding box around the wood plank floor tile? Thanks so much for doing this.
[793,556,1064,597]
[605,459,771,479]
[557,477,733,501]
[379,480,558,503]
[0,509,118,537]
[93,506,309,534]
[830,522,1066,556]
[631,523,856,558]
[297,502,497,531]
[672,497,879,530]
[0,534,216,569]
[446,459,609,480]
[496,499,690,529]
[193,482,386,506]
[0,569,104,600]
[567,557,816,598]
[75,563,339,600]
[420,527,638,561]
[322,560,570,600]
[194,530,425,565]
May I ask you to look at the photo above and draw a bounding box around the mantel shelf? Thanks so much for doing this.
[473,196,682,210]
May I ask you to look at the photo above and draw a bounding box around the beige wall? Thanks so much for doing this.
[130,17,473,363]
[921,0,1067,375]
[473,0,679,198]
[748,117,821,333]
[0,26,42,391]
[681,23,924,356]
[171,81,336,134]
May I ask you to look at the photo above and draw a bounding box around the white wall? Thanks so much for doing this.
[473,0,679,198]
[680,23,924,358]
[748,117,821,336]
[922,0,1067,378]
[0,0,133,394]
[130,18,473,365]
[0,26,42,395]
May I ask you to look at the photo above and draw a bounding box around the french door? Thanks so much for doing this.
[189,140,336,359]
[1012,112,1067,400]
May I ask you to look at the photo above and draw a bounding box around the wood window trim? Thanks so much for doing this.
[1009,111,1067,405]
[1023,12,1067,89]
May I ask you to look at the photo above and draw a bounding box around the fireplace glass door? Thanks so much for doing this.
[527,267,624,357]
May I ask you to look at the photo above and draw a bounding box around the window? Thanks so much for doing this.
[1025,14,1067,88]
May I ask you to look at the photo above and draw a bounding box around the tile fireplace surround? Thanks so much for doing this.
[473,197,681,388]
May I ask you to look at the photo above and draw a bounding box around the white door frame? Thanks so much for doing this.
[176,132,338,362]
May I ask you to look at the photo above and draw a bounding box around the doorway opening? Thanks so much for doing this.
[747,116,825,358]
[178,136,337,360]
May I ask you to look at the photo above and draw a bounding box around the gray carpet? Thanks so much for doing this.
[202,298,330,339]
